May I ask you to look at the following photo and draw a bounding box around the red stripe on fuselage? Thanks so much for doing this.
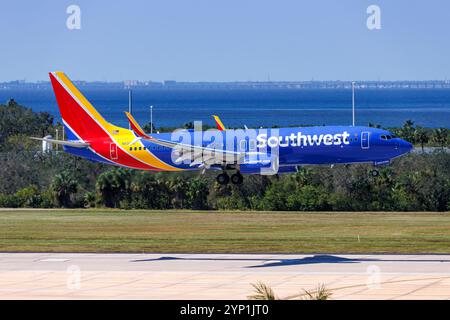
[49,73,161,171]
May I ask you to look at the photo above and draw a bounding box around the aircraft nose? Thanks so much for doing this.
[400,139,413,153]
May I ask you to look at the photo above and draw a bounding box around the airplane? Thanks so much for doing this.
[31,71,413,185]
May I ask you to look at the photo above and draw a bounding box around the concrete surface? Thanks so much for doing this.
[0,253,450,300]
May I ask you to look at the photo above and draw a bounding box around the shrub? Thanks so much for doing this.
[286,185,330,211]
[0,194,21,208]
[14,186,42,208]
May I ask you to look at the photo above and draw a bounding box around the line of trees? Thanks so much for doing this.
[390,120,449,151]
[0,100,449,211]
[0,151,449,211]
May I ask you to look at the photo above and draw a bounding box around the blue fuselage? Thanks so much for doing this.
[64,125,413,172]
[136,126,412,169]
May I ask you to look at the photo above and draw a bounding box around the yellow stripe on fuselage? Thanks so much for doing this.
[108,123,183,171]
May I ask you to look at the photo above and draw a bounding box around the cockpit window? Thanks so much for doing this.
[381,135,387,140]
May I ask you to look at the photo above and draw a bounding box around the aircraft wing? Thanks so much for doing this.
[141,135,244,169]
[30,137,90,148]
[125,111,238,167]
[147,136,277,174]
[124,112,267,170]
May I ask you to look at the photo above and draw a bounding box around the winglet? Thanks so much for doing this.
[213,115,226,131]
[125,112,151,139]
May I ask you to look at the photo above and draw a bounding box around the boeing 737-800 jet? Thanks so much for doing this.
[32,72,413,185]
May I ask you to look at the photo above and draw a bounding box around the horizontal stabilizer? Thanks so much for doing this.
[30,137,90,148]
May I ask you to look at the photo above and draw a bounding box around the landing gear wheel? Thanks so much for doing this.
[370,169,380,177]
[216,173,230,185]
[230,173,244,185]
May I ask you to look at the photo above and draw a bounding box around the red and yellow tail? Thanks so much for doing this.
[49,71,114,141]
[49,71,180,171]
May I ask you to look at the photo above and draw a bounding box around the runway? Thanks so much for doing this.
[1,253,450,299]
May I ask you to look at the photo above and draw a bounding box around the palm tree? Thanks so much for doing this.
[413,126,429,152]
[143,122,156,133]
[51,171,78,207]
[131,172,164,209]
[183,122,194,129]
[83,192,95,208]
[294,167,312,188]
[96,168,131,208]
[186,177,209,209]
[167,177,188,209]
[399,120,415,143]
[431,128,449,150]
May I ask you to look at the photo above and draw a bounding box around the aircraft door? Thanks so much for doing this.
[110,142,118,160]
[361,132,370,149]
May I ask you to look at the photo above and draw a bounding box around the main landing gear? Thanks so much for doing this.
[216,172,230,185]
[230,172,244,185]
[216,172,243,185]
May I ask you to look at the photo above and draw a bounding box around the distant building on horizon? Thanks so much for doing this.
[1,79,450,90]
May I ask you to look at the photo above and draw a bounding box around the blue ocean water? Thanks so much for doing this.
[1,88,449,129]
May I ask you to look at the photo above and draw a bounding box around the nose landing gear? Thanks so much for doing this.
[216,172,244,185]
[370,168,380,177]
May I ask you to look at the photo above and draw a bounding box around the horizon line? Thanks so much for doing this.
[2,79,450,84]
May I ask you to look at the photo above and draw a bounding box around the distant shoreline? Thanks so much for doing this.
[2,80,450,90]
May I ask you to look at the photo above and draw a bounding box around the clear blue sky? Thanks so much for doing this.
[1,0,449,81]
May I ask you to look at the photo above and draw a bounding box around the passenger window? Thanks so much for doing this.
[249,139,256,150]
[129,147,132,151]
[139,147,142,150]
[134,147,137,151]
[387,135,392,140]
[240,140,247,151]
